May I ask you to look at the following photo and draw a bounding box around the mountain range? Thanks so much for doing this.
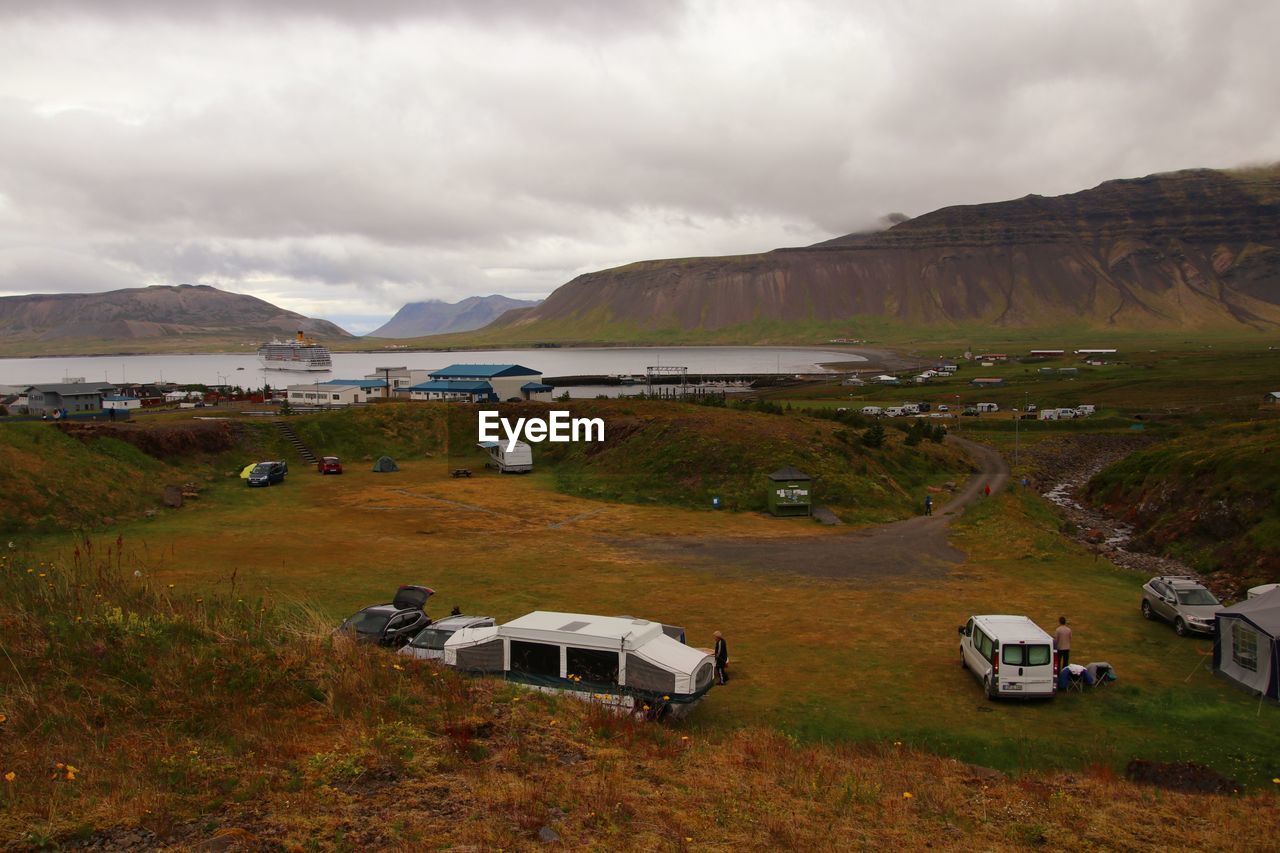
[367,295,540,338]
[482,166,1280,342]
[0,284,351,355]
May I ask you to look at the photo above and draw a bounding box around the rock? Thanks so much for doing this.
[162,485,183,508]
[537,826,561,844]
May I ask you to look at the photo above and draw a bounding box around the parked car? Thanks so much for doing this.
[1141,576,1220,636]
[399,614,496,660]
[246,460,288,487]
[337,585,434,647]
[958,615,1057,700]
[937,404,949,412]
[318,456,343,475]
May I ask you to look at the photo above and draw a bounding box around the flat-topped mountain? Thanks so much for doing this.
[489,166,1280,341]
[0,284,351,355]
[367,294,539,338]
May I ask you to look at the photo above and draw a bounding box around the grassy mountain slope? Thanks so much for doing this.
[434,166,1280,346]
[0,284,351,356]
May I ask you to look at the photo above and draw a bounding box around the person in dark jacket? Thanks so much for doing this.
[713,631,728,685]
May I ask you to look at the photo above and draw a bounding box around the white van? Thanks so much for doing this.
[958,615,1057,700]
[861,406,882,417]
[478,441,534,473]
[1056,408,1077,419]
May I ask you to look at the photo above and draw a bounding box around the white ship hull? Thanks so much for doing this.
[257,338,333,372]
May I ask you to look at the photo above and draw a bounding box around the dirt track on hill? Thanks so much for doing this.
[626,436,1007,580]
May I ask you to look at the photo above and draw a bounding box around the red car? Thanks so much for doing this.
[318,456,343,475]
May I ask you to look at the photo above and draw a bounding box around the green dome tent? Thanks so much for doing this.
[372,456,399,473]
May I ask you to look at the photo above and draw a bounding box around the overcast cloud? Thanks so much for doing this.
[1,0,1277,333]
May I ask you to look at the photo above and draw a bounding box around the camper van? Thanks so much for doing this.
[861,406,883,417]
[1056,408,1077,419]
[444,611,715,719]
[884,406,907,418]
[902,403,921,414]
[478,441,534,473]
[1076,404,1096,416]
[976,402,999,413]
[958,615,1057,700]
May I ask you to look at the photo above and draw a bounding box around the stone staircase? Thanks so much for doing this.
[274,419,317,465]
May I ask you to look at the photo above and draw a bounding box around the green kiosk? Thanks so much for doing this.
[767,467,812,517]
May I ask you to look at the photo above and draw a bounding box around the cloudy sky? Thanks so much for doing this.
[1,1,1277,333]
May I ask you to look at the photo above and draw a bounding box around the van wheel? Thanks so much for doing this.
[1141,600,1153,620]
[1174,618,1187,637]
[984,676,996,700]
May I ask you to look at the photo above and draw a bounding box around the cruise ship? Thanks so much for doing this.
[258,331,333,372]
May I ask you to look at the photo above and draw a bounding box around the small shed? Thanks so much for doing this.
[1214,588,1280,703]
[767,467,812,517]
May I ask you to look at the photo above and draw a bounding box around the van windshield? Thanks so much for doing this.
[1002,644,1051,666]
[409,628,453,650]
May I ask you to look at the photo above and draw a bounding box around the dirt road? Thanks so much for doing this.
[629,436,1008,581]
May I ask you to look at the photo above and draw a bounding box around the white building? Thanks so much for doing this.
[287,378,387,406]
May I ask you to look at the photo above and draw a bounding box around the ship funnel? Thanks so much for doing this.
[296,330,305,342]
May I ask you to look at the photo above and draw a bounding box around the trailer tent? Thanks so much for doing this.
[1214,588,1280,702]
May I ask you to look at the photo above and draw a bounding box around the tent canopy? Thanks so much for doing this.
[239,463,256,479]
[1219,587,1280,633]
[372,456,399,472]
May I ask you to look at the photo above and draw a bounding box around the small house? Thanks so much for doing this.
[102,395,141,412]
[875,374,900,385]
[22,382,114,416]
[1264,392,1280,405]
[424,364,545,402]
[287,379,386,406]
[767,467,812,517]
[938,363,959,373]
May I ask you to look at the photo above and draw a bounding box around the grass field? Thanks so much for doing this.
[19,449,1280,789]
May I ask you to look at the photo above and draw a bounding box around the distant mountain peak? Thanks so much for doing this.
[368,294,541,338]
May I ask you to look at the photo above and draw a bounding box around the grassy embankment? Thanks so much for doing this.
[1087,420,1280,584]
[4,545,1278,849]
[11,422,1280,786]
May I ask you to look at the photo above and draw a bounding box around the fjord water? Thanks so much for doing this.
[0,346,863,389]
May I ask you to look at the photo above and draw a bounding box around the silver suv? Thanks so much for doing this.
[1141,576,1219,636]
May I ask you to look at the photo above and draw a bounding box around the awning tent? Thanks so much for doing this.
[1214,588,1280,702]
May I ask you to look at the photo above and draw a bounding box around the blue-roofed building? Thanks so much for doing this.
[424,364,548,401]
[406,379,499,403]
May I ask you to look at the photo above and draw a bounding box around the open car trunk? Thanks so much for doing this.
[393,585,434,611]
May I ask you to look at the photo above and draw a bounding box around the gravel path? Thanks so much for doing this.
[626,436,1007,581]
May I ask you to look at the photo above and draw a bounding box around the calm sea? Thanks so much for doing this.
[0,346,863,397]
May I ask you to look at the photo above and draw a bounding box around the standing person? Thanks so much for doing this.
[713,631,729,685]
[983,483,991,498]
[924,494,933,516]
[1054,616,1072,670]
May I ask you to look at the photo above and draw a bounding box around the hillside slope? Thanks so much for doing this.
[3,545,1277,848]
[366,295,539,338]
[1087,419,1280,585]
[0,284,351,355]
[478,166,1280,343]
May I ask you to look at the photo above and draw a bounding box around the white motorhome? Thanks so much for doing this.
[902,403,921,414]
[884,406,907,418]
[976,402,999,413]
[958,615,1057,700]
[444,611,715,719]
[1056,408,1078,419]
[1076,404,1096,416]
[478,441,534,473]
[861,406,883,416]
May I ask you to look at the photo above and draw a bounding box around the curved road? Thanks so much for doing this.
[632,436,1009,580]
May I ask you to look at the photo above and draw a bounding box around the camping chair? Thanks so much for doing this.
[1086,662,1114,689]
[1066,670,1086,693]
